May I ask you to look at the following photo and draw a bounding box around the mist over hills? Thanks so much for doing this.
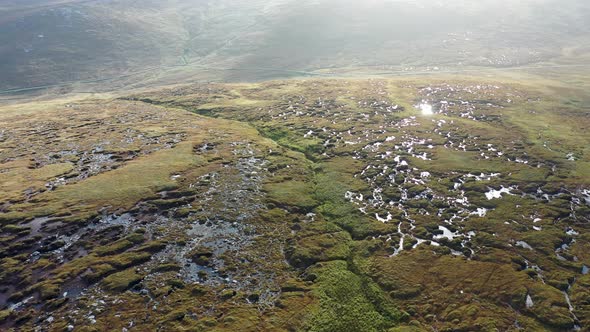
[1,0,589,93]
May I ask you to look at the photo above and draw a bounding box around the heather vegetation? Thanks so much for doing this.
[1,77,589,331]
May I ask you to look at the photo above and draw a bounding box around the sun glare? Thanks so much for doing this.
[418,102,433,115]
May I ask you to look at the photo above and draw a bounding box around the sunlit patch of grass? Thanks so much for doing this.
[0,161,74,202]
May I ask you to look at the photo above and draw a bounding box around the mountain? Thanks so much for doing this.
[0,0,589,93]
[1,1,590,331]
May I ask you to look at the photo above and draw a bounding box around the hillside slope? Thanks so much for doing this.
[1,77,589,331]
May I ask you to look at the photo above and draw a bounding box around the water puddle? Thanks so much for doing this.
[516,241,533,250]
[434,226,460,241]
[485,186,515,200]
[526,294,534,308]
[417,102,434,115]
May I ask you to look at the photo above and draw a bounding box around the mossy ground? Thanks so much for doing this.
[1,77,589,331]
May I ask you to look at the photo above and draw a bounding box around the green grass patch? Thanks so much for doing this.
[305,260,404,332]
